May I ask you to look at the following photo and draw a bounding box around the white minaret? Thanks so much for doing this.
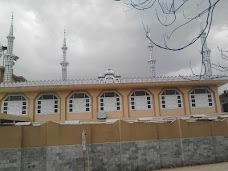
[3,14,19,83]
[147,27,156,78]
[200,24,212,77]
[60,30,69,81]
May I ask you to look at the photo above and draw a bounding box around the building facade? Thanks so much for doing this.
[0,72,226,122]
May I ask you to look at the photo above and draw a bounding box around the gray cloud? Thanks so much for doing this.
[0,0,227,86]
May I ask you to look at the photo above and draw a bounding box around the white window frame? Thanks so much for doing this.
[99,91,121,112]
[130,90,152,111]
[1,95,28,115]
[68,92,91,113]
[190,88,214,108]
[160,89,182,109]
[36,94,59,115]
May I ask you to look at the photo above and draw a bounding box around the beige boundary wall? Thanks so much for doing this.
[0,119,228,148]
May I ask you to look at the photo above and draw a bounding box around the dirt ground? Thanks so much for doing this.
[154,162,228,171]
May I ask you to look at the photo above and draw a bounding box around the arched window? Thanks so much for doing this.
[130,90,152,110]
[190,88,213,108]
[36,94,59,114]
[68,92,91,113]
[99,91,121,112]
[160,89,182,109]
[2,95,27,115]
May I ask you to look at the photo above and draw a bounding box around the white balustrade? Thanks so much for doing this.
[0,75,227,88]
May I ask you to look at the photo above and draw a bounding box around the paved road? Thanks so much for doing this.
[154,162,228,171]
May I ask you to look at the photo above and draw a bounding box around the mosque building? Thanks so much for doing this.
[0,15,227,122]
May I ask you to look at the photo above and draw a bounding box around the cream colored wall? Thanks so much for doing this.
[0,84,222,121]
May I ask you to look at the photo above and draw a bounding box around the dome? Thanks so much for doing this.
[104,68,115,75]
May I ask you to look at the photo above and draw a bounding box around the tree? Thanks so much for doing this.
[116,0,222,77]
[212,48,228,72]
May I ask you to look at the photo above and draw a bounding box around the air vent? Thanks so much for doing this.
[97,111,106,120]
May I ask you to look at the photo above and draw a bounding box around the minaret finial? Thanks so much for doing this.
[63,29,66,46]
[9,12,14,36]
[60,29,69,81]
[147,26,156,78]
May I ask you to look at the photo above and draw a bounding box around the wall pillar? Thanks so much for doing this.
[118,89,131,118]
[210,86,221,113]
[0,93,6,114]
[0,93,6,101]
[24,92,39,122]
[149,88,161,117]
[56,91,70,121]
[179,87,191,115]
[89,90,100,120]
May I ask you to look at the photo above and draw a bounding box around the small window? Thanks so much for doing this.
[104,92,115,97]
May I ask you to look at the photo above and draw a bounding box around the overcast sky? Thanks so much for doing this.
[0,0,228,89]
